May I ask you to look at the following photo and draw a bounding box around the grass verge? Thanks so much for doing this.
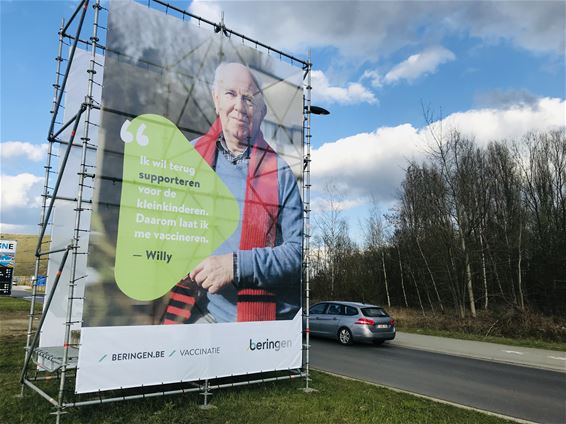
[1,297,513,423]
[389,307,566,352]
[399,326,566,352]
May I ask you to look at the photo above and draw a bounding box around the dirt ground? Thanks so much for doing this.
[0,317,28,338]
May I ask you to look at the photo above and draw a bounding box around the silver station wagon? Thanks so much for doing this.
[305,301,396,345]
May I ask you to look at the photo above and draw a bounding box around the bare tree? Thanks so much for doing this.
[314,183,354,299]
[424,115,482,318]
[364,198,391,307]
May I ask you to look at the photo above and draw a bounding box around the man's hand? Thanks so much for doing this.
[189,253,234,294]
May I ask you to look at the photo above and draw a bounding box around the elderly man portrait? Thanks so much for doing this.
[162,62,303,325]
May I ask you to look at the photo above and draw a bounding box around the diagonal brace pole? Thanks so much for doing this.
[36,104,87,258]
[48,0,90,140]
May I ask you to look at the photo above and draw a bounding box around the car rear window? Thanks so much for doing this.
[361,307,388,317]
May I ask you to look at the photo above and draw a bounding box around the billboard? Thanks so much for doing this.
[0,240,17,296]
[76,0,304,393]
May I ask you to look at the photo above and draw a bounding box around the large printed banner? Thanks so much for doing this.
[0,240,17,296]
[76,0,304,393]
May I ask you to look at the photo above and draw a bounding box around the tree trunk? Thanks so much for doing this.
[409,267,426,316]
[449,247,465,318]
[330,258,335,297]
[397,246,409,307]
[478,231,489,310]
[460,232,476,318]
[416,237,444,312]
[505,231,518,306]
[381,250,391,307]
[517,223,525,311]
[446,264,462,317]
[485,236,505,299]
[424,277,436,314]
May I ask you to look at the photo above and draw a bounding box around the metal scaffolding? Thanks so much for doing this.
[19,1,315,422]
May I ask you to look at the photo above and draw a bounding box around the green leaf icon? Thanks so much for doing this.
[114,114,239,301]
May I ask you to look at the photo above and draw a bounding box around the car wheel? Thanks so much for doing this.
[338,327,353,345]
[372,340,384,346]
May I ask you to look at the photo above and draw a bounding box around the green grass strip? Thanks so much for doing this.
[1,297,513,423]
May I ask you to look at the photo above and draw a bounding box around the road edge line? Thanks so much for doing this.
[313,368,538,424]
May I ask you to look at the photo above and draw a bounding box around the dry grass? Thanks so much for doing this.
[0,297,38,338]
[389,306,566,350]
[0,233,50,278]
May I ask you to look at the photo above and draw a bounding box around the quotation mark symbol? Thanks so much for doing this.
[120,119,149,146]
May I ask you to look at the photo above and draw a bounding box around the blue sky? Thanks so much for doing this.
[1,0,565,242]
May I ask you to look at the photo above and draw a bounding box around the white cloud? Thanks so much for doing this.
[440,97,566,146]
[0,173,44,235]
[384,46,455,84]
[1,173,43,210]
[312,124,423,203]
[458,1,566,55]
[311,97,566,204]
[186,0,222,23]
[361,70,383,88]
[189,1,565,60]
[475,89,539,109]
[0,141,48,162]
[311,70,376,105]
[311,197,365,214]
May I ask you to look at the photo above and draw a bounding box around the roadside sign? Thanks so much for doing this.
[0,240,17,296]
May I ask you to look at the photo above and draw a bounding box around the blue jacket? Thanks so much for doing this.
[194,139,303,322]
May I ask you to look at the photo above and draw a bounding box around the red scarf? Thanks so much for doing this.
[163,118,279,323]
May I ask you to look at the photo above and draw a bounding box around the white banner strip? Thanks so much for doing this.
[75,312,302,393]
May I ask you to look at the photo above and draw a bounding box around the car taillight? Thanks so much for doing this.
[355,318,375,325]
[389,319,395,326]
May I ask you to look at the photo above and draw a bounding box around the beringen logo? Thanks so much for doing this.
[248,338,292,352]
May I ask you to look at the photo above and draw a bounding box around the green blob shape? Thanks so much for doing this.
[114,114,239,301]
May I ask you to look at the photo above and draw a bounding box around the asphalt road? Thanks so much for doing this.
[9,287,44,303]
[310,338,566,424]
